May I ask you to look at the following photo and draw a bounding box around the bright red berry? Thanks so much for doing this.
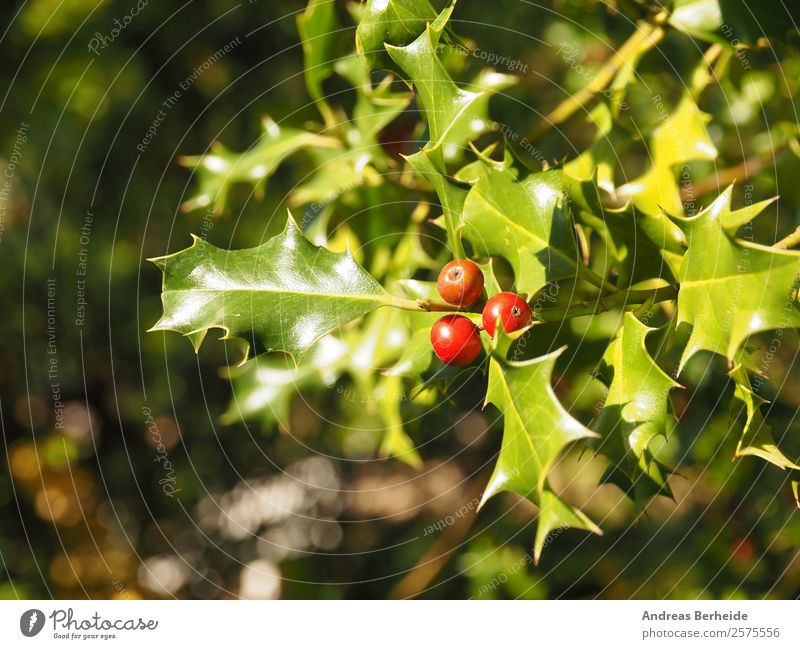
[437,259,484,306]
[482,292,532,337]
[430,315,482,366]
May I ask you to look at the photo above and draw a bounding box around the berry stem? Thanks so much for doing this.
[387,295,479,313]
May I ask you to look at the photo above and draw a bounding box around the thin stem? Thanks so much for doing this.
[316,99,337,132]
[682,147,785,201]
[387,295,479,313]
[535,285,677,322]
[580,266,619,293]
[774,226,800,250]
[528,20,664,141]
[447,222,467,261]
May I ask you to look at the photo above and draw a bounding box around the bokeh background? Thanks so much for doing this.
[2,0,800,599]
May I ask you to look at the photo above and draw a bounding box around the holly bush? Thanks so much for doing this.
[149,0,800,566]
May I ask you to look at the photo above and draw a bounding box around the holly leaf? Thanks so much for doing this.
[480,341,600,557]
[297,0,342,118]
[460,160,581,297]
[533,490,601,564]
[179,117,340,214]
[150,215,391,362]
[676,187,800,369]
[729,364,800,470]
[385,2,492,165]
[440,68,517,163]
[222,334,348,429]
[595,313,681,502]
[404,149,468,256]
[618,94,717,216]
[356,0,458,73]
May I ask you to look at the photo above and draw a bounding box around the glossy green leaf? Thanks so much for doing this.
[150,215,392,362]
[595,312,681,502]
[461,160,580,297]
[356,0,457,72]
[481,345,598,501]
[385,2,485,164]
[179,117,340,214]
[404,149,468,257]
[480,341,600,554]
[533,490,601,564]
[676,188,800,369]
[729,364,800,470]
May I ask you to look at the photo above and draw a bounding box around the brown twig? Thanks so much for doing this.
[388,471,488,599]
[681,148,785,202]
[528,20,665,141]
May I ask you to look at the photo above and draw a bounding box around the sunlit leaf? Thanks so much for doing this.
[595,313,681,502]
[356,0,459,72]
[180,117,340,214]
[385,2,491,164]
[150,215,392,362]
[618,95,717,216]
[480,339,600,557]
[461,159,580,297]
[729,364,800,470]
[675,188,800,369]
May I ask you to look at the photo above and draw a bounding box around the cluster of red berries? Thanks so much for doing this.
[430,260,532,366]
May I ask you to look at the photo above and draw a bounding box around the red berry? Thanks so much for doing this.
[482,292,532,337]
[437,259,484,306]
[430,315,482,366]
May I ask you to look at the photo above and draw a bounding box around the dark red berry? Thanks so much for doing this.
[437,259,484,306]
[430,315,482,366]
[482,292,532,337]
